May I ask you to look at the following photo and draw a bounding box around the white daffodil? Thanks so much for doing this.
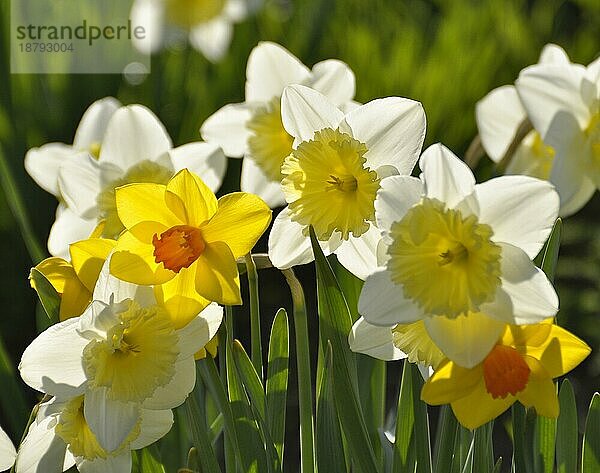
[267,84,426,273]
[0,426,16,472]
[201,41,358,208]
[131,0,258,61]
[476,44,569,183]
[51,104,226,259]
[514,51,600,216]
[358,143,559,368]
[15,396,173,473]
[19,257,222,454]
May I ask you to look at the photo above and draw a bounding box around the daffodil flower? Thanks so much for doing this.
[476,44,569,184]
[267,84,426,272]
[421,322,590,429]
[19,257,222,454]
[359,143,560,368]
[48,104,226,259]
[201,42,358,207]
[0,426,16,472]
[109,168,271,320]
[31,238,116,320]
[15,396,173,473]
[514,50,600,215]
[131,0,258,61]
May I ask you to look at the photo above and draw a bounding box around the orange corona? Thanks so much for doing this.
[153,225,206,272]
[483,345,530,399]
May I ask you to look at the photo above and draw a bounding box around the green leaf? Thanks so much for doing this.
[411,364,432,473]
[472,422,494,473]
[556,380,578,473]
[132,444,167,473]
[183,392,222,473]
[534,412,556,473]
[452,427,473,473]
[309,227,380,473]
[29,268,60,324]
[539,218,561,282]
[393,360,416,473]
[245,253,263,378]
[433,405,458,473]
[266,309,289,464]
[582,393,600,473]
[492,457,503,473]
[512,404,531,473]
[316,342,347,472]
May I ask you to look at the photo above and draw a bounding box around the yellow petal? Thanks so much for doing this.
[502,323,552,348]
[201,192,272,258]
[451,379,515,430]
[154,265,211,329]
[59,280,92,320]
[165,169,218,227]
[194,241,242,305]
[421,360,483,405]
[115,182,180,229]
[34,257,74,294]
[526,325,591,378]
[517,357,559,418]
[69,238,117,292]
[195,334,219,360]
[111,229,175,285]
[90,220,105,238]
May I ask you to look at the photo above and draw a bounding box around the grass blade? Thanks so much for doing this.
[245,253,263,378]
[539,218,561,282]
[556,380,578,473]
[411,365,432,473]
[132,444,167,473]
[433,405,458,473]
[393,360,416,473]
[183,391,222,473]
[29,268,60,324]
[472,422,494,473]
[582,393,600,473]
[266,309,289,465]
[534,413,557,473]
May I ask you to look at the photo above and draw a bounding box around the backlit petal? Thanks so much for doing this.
[169,142,227,193]
[116,183,180,229]
[194,242,241,305]
[348,317,406,361]
[165,169,218,227]
[421,360,483,405]
[69,238,117,292]
[450,379,514,430]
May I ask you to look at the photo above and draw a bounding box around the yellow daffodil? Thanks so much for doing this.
[31,238,116,320]
[110,169,271,326]
[421,323,590,429]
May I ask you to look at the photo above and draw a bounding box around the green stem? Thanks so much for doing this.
[0,144,46,263]
[222,308,237,472]
[245,253,263,379]
[282,269,315,473]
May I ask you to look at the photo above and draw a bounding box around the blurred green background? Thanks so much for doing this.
[0,0,599,466]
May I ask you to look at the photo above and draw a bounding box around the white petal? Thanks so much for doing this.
[419,143,476,208]
[200,103,253,157]
[358,268,421,326]
[482,243,558,324]
[169,142,226,192]
[73,98,121,151]
[516,63,590,136]
[47,208,96,259]
[476,175,559,259]
[77,300,124,340]
[538,44,570,65]
[15,415,67,473]
[268,208,313,268]
[84,389,139,452]
[309,59,356,106]
[335,224,383,280]
[424,313,505,369]
[76,452,131,473]
[130,409,174,449]
[475,85,526,162]
[92,256,155,307]
[19,318,88,399]
[245,42,311,102]
[348,317,406,361]
[240,159,287,208]
[57,154,102,219]
[343,97,426,174]
[100,105,172,169]
[142,358,195,410]
[0,426,15,471]
[130,0,165,54]
[24,143,74,197]
[177,303,223,359]
[374,175,424,232]
[189,17,232,62]
[224,0,248,21]
[281,84,345,141]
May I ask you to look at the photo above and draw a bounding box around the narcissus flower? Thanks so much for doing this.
[19,258,222,454]
[110,169,271,319]
[48,104,226,258]
[515,49,600,216]
[268,84,426,271]
[131,0,259,61]
[15,396,173,473]
[359,144,560,368]
[477,44,569,183]
[421,323,591,429]
[31,238,116,320]
[0,426,16,471]
[201,41,357,207]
